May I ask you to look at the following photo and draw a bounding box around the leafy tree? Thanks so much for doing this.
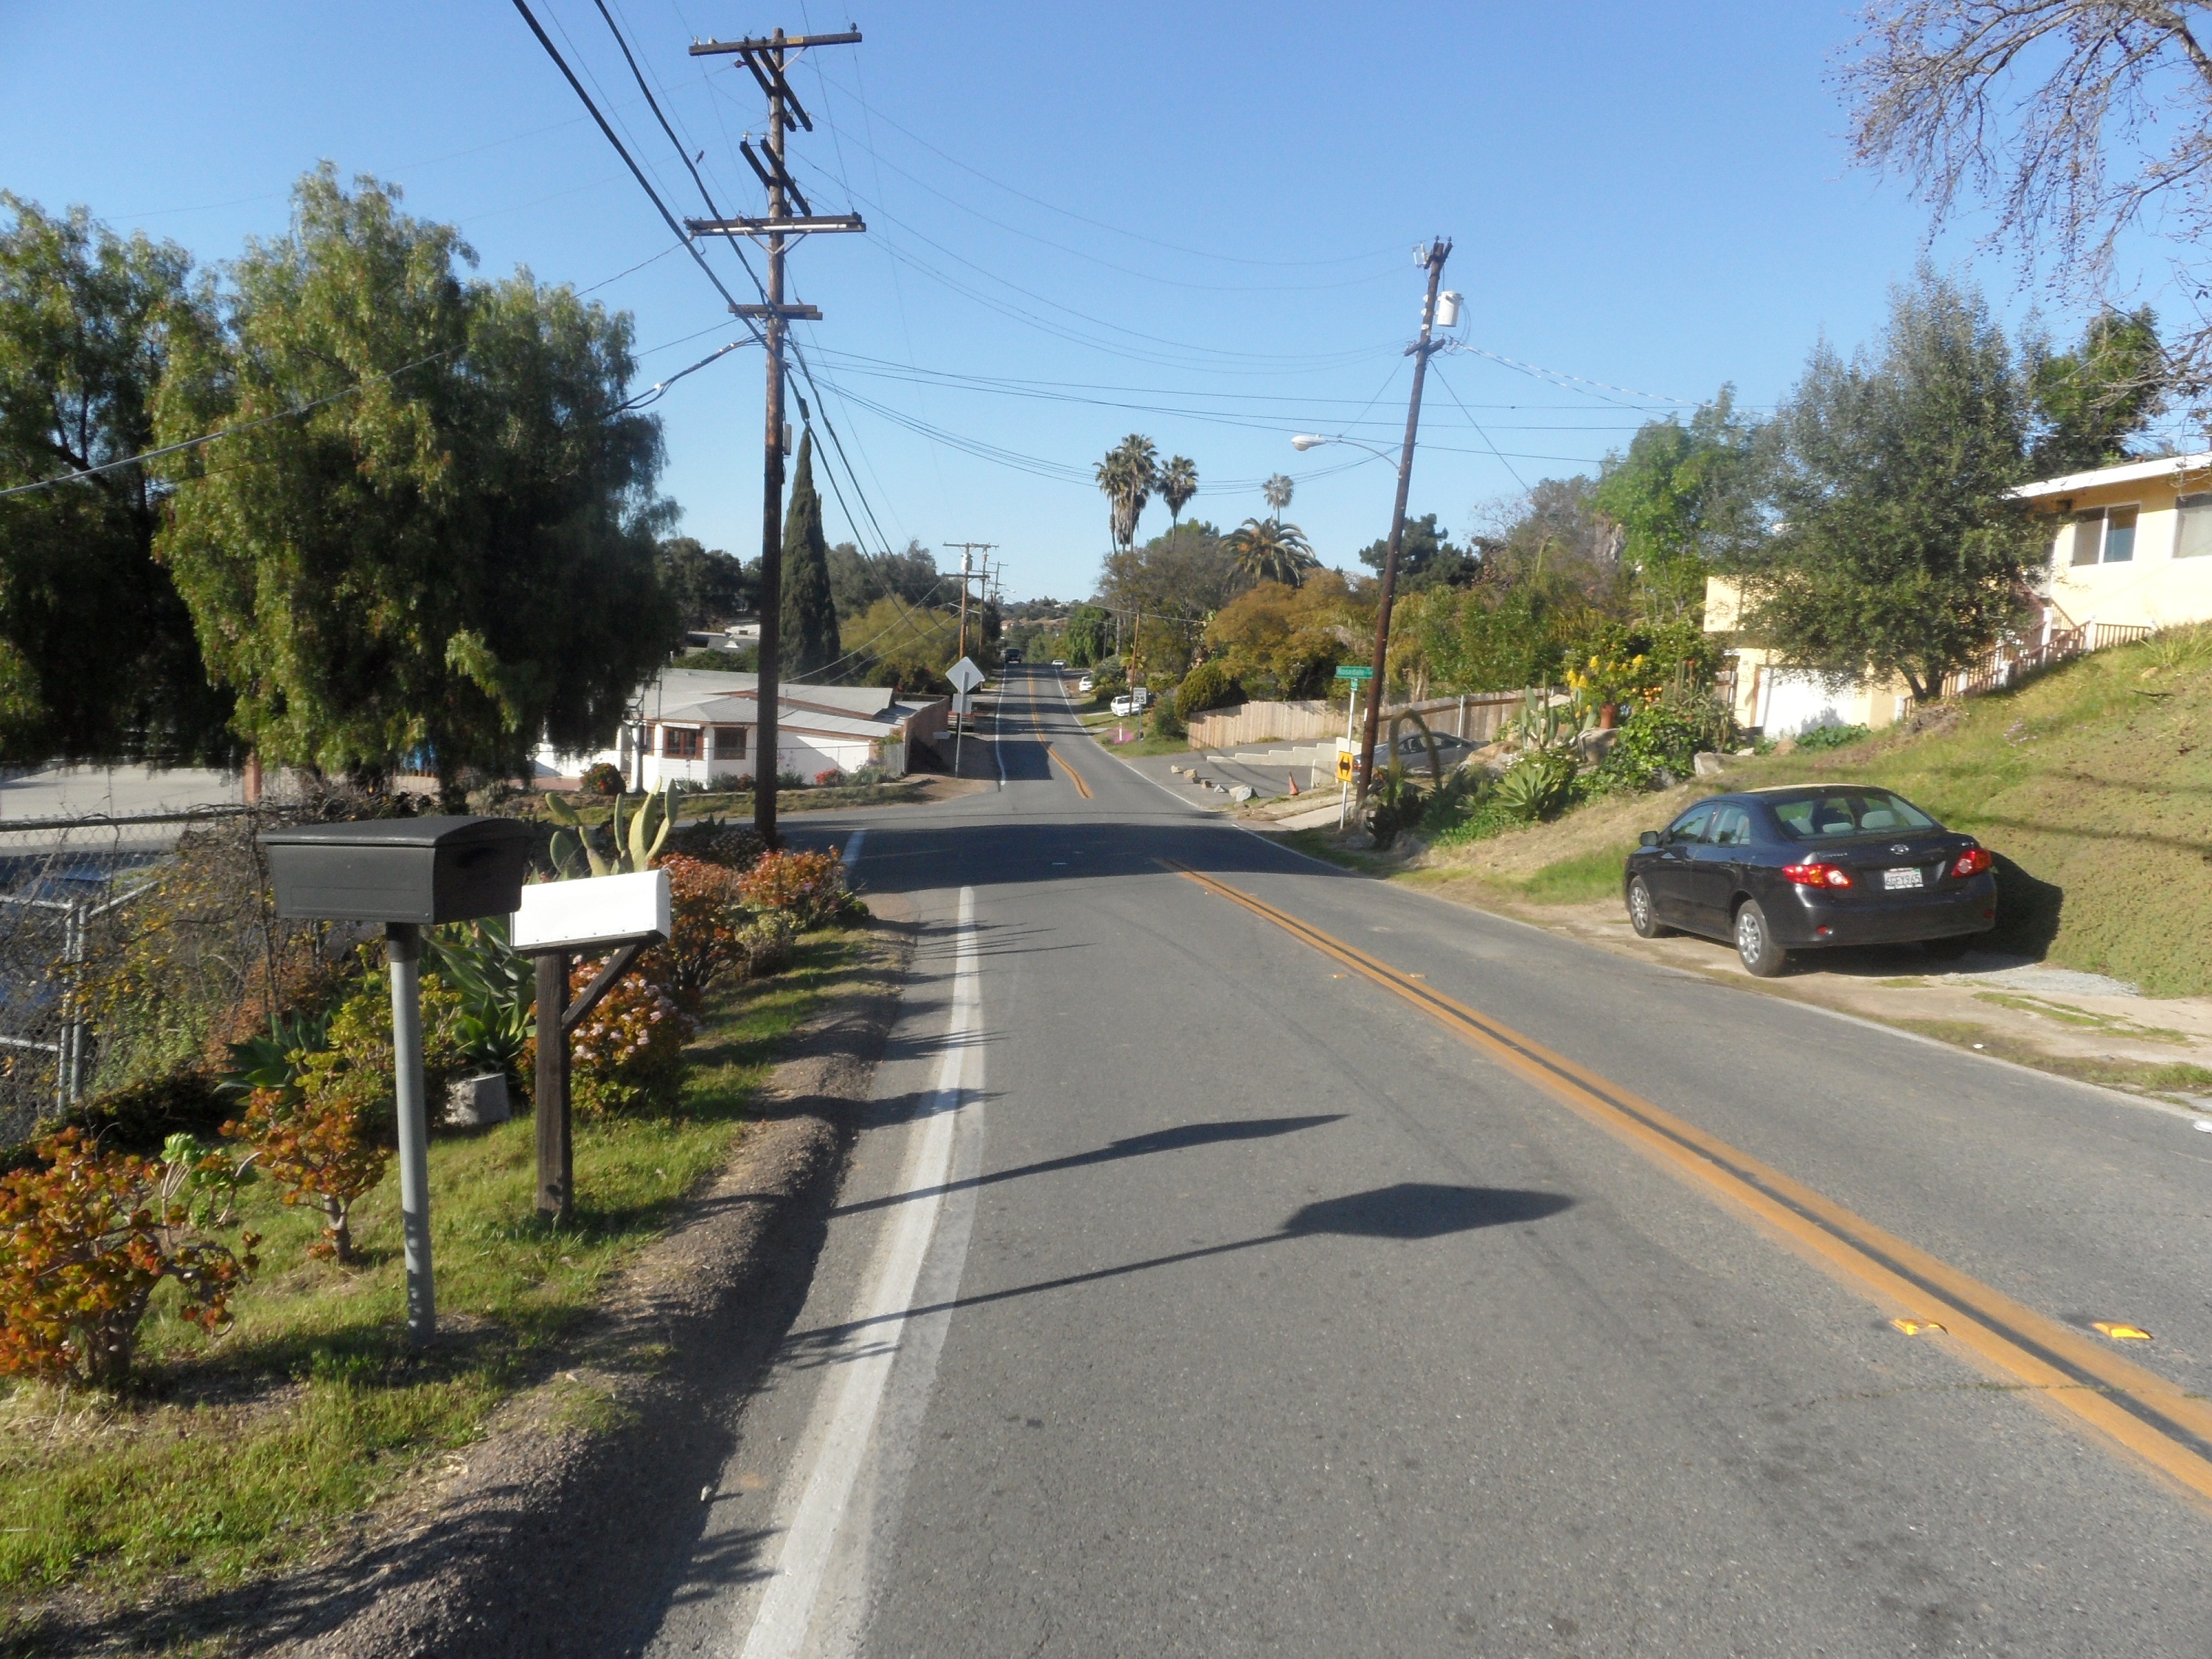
[153,169,676,790]
[1354,512,1475,591]
[779,431,841,678]
[1225,517,1319,587]
[1592,390,1762,625]
[826,536,941,622]
[841,596,960,692]
[2028,305,2164,476]
[1735,268,2040,703]
[1203,572,1361,699]
[659,535,749,630]
[0,196,235,765]
[1062,602,1110,666]
[1161,455,1198,529]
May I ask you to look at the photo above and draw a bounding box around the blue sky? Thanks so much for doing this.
[1,2,2168,601]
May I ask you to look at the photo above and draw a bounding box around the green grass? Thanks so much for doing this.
[1511,844,1634,904]
[0,934,858,1618]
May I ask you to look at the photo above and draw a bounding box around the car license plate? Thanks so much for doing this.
[1883,866,1924,891]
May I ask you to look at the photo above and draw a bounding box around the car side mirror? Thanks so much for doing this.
[1639,830,1660,848]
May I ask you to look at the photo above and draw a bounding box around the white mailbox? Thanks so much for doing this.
[510,869,670,955]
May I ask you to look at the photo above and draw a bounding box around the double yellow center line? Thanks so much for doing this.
[1171,861,2212,1506]
[1047,744,1092,799]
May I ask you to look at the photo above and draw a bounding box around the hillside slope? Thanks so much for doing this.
[1419,627,2212,997]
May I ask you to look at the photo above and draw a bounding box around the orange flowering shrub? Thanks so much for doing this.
[221,968,460,1264]
[225,1062,388,1265]
[813,767,844,787]
[736,848,852,929]
[647,854,750,1010]
[567,955,693,1114]
[0,1130,258,1387]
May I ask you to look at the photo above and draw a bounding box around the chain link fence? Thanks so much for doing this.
[0,810,237,1144]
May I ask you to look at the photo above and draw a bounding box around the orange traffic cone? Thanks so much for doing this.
[1287,773,1300,796]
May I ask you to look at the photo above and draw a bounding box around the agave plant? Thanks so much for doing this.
[220,1006,334,1099]
[545,784,678,879]
[1492,751,1579,821]
[425,915,535,1074]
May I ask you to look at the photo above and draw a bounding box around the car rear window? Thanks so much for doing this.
[1770,790,1938,841]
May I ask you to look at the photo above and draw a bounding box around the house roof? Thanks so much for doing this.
[639,669,909,728]
[2008,451,2212,501]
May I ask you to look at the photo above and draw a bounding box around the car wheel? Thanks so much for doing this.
[1626,876,1672,939]
[1734,900,1788,977]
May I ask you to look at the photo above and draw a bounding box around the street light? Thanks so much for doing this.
[1291,433,1394,462]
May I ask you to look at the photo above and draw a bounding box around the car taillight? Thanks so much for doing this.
[1782,862,1852,888]
[1952,846,1992,877]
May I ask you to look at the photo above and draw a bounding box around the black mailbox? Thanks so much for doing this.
[260,816,533,924]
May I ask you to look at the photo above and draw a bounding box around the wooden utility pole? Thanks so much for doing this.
[1355,237,1452,813]
[943,542,995,665]
[685,25,863,846]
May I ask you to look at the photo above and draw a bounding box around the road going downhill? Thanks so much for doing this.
[641,666,2212,1658]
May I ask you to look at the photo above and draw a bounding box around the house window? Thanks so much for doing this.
[2178,493,2212,558]
[2070,505,2139,565]
[661,726,701,759]
[712,724,748,759]
[2070,510,2104,565]
[2104,504,2138,562]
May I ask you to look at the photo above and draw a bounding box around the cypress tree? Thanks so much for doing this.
[779,431,841,678]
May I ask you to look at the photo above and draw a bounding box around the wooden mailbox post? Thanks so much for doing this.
[509,870,670,1223]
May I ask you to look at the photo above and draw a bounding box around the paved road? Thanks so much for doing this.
[642,666,2212,1658]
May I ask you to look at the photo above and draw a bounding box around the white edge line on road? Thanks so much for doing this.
[735,886,980,1659]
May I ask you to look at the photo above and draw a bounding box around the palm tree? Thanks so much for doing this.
[1225,517,1320,587]
[1262,473,1294,521]
[1161,455,1198,531]
[1093,434,1159,552]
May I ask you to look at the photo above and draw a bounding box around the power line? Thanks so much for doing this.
[510,0,765,346]
[1427,358,1531,494]
[0,348,456,501]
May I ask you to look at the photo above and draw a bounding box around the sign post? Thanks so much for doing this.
[946,655,986,775]
[1335,665,1373,829]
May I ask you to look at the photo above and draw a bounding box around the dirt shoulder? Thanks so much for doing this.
[31,911,917,1659]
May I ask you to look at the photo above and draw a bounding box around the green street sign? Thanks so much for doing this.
[1335,665,1374,681]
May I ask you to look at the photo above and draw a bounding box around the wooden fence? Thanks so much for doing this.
[1185,689,1533,751]
[1941,622,2154,700]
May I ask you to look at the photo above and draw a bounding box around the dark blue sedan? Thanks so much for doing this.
[1622,785,1997,976]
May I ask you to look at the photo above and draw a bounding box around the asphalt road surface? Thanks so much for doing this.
[641,665,2212,1658]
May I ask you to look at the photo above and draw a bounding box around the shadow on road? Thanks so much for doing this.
[830,1113,1347,1218]
[793,1182,1576,1346]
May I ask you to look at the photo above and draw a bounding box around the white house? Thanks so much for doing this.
[535,669,947,790]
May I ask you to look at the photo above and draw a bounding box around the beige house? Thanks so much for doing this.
[2015,451,2212,631]
[1708,450,2207,736]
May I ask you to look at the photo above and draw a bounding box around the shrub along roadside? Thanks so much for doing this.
[0,932,858,1621]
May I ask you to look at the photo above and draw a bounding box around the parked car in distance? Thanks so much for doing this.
[1621,785,1997,977]
[1110,694,1138,717]
[1051,658,1065,667]
[1387,730,1473,765]
[1078,675,1096,694]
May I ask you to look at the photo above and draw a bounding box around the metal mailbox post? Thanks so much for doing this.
[260,816,532,1343]
[509,870,669,1225]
